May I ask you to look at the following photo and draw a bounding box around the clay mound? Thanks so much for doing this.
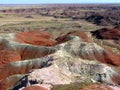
[0,31,58,68]
[0,56,54,80]
[15,31,57,46]
[59,36,120,66]
[0,50,21,67]
[0,35,120,80]
[91,28,120,40]
[0,43,21,67]
[102,48,120,66]
[0,37,120,81]
[56,31,89,44]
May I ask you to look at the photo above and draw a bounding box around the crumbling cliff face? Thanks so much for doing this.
[0,30,120,90]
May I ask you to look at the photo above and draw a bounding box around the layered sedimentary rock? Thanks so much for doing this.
[0,31,57,67]
[0,30,120,90]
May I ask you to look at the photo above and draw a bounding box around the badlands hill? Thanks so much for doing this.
[0,27,120,90]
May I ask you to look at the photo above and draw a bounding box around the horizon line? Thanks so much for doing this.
[0,3,120,5]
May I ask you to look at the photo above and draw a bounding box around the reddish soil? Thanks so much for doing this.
[84,49,120,66]
[103,48,120,66]
[88,47,120,66]
[0,50,21,67]
[0,31,58,68]
[20,48,51,60]
[0,44,21,67]
[56,31,89,44]
[15,31,57,46]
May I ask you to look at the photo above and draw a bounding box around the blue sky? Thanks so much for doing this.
[0,0,120,4]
